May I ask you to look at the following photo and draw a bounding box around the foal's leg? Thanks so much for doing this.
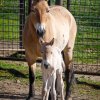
[60,74,64,100]
[51,73,56,100]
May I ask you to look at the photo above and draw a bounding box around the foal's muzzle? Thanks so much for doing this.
[44,62,50,69]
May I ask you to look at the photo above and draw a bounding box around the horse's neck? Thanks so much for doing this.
[43,18,56,42]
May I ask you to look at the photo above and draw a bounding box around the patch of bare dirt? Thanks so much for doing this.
[0,80,42,100]
[0,78,100,100]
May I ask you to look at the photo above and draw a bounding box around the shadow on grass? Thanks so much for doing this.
[76,79,100,90]
[0,67,27,78]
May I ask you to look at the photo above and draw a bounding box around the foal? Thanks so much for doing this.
[40,38,65,100]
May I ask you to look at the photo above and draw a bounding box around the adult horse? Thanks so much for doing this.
[23,0,77,100]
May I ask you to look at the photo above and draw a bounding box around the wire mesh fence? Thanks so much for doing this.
[70,0,100,75]
[0,0,100,75]
[0,0,28,60]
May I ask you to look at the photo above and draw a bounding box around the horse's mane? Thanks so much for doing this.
[32,0,48,7]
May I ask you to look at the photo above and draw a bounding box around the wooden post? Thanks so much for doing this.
[19,0,25,49]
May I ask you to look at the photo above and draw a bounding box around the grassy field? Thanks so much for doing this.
[0,60,100,100]
[0,0,100,64]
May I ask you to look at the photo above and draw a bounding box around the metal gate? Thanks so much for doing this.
[0,0,100,75]
[0,0,28,61]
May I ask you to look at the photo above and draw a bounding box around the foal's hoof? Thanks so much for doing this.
[26,96,34,100]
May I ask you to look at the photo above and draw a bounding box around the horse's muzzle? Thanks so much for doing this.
[37,28,45,37]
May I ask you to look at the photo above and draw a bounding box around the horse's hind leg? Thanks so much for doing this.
[63,48,74,100]
[63,31,76,100]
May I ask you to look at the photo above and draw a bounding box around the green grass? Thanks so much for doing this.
[0,0,20,41]
[0,18,19,41]
[0,60,42,84]
[72,76,100,100]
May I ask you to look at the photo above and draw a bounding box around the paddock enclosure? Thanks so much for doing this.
[0,0,100,100]
[0,0,100,75]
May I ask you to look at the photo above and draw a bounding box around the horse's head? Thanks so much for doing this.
[31,0,50,37]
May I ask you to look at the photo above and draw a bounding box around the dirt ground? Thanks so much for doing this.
[0,76,100,100]
[0,80,43,100]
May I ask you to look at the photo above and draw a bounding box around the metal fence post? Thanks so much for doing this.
[19,0,25,49]
[55,0,63,5]
[48,0,51,5]
[28,0,32,14]
[67,0,70,10]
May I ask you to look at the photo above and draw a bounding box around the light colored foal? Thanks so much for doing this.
[40,39,65,100]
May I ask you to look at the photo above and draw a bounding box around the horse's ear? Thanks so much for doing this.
[49,38,54,46]
[32,0,40,5]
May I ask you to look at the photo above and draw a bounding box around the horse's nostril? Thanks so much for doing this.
[37,29,45,37]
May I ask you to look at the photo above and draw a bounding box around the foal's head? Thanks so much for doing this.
[31,0,50,37]
[39,38,61,69]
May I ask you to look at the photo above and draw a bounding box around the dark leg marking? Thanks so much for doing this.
[26,67,35,100]
[65,65,74,99]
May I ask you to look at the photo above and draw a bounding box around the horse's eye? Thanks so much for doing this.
[32,8,37,14]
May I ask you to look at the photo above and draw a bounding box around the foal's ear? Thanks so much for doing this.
[49,38,54,46]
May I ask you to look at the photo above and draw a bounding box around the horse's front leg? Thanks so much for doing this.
[26,62,36,100]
